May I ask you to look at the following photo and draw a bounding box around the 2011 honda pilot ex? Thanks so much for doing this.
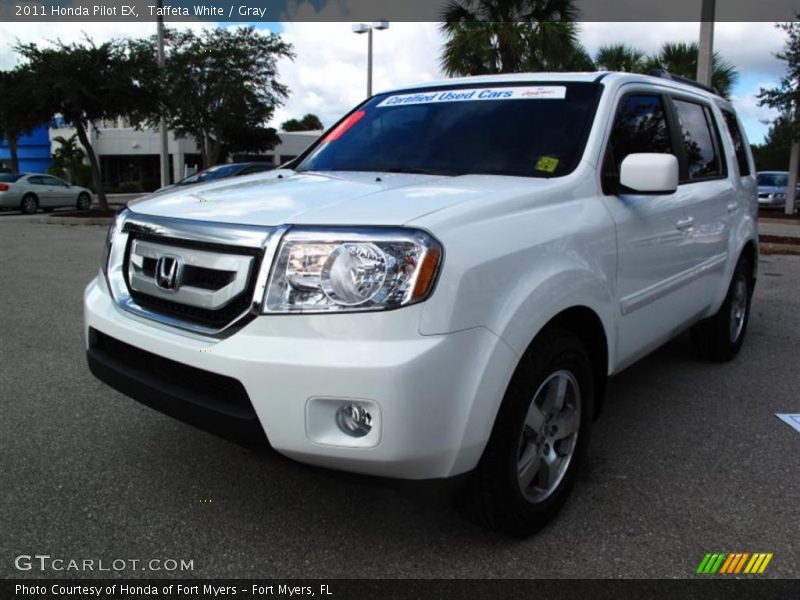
[85,72,758,536]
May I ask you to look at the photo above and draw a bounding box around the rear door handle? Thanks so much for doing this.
[727,201,738,213]
[676,217,694,231]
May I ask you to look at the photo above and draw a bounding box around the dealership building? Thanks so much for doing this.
[1,122,320,192]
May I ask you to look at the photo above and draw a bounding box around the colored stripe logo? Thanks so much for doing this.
[697,552,773,574]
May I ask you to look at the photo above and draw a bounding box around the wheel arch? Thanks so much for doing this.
[544,306,609,418]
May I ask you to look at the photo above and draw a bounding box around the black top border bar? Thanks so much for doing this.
[0,0,798,23]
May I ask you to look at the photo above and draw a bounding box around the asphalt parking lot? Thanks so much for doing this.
[1,215,798,579]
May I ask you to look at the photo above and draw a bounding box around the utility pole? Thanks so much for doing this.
[787,110,799,215]
[157,0,169,188]
[696,0,715,88]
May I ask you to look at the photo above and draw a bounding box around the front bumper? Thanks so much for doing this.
[84,276,517,480]
[758,195,785,208]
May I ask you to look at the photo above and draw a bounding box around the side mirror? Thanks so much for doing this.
[619,153,678,195]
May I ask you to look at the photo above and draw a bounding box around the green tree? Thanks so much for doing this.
[154,27,294,168]
[645,42,737,98]
[51,134,85,183]
[750,115,796,172]
[15,37,161,210]
[595,44,646,72]
[593,42,738,99]
[281,114,324,132]
[439,0,591,75]
[759,17,800,214]
[0,67,50,172]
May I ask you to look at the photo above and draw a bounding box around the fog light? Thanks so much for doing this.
[335,403,372,438]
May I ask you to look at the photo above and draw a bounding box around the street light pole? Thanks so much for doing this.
[157,0,169,188]
[697,0,715,88]
[353,21,389,98]
[367,27,373,97]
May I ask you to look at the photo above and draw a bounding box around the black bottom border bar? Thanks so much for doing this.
[3,579,800,600]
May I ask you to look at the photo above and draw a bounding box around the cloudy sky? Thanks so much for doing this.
[0,20,787,143]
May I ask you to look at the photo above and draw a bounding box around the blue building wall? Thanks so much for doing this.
[0,125,53,173]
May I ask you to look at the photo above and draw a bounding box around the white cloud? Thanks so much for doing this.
[0,20,209,70]
[275,22,785,141]
[1,20,786,142]
[272,21,443,129]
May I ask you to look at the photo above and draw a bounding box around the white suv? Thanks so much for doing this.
[85,72,757,536]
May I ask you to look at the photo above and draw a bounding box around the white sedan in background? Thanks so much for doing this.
[0,172,93,214]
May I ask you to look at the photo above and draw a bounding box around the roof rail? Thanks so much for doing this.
[648,69,719,96]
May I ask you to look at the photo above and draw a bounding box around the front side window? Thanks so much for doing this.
[297,83,602,178]
[672,99,723,180]
[607,94,672,171]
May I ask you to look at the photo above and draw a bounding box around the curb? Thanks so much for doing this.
[31,216,112,226]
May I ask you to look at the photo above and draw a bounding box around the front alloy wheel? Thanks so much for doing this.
[467,326,594,537]
[518,370,581,503]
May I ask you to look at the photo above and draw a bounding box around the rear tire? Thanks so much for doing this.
[691,255,753,362]
[467,327,594,537]
[20,194,38,215]
[77,193,91,211]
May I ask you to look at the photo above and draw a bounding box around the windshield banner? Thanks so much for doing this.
[376,86,568,108]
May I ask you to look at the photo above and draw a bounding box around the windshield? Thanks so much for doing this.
[0,173,24,182]
[757,173,789,187]
[179,164,241,185]
[296,83,601,178]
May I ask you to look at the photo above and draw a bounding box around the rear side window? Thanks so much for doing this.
[671,99,724,181]
[722,110,751,176]
[608,94,672,168]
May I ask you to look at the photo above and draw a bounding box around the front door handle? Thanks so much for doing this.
[676,217,694,231]
[727,201,738,213]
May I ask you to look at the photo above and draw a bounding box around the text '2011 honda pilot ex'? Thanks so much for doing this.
[85,72,757,536]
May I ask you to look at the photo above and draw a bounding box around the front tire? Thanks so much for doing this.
[77,193,91,211]
[691,255,753,362]
[468,327,594,537]
[20,194,38,215]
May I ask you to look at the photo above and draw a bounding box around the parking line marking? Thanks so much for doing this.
[776,414,800,433]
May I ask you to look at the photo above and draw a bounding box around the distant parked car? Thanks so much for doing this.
[756,171,800,210]
[0,173,93,214]
[155,162,274,194]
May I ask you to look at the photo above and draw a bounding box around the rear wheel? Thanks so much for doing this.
[467,327,594,537]
[691,255,753,362]
[77,193,91,211]
[20,194,38,215]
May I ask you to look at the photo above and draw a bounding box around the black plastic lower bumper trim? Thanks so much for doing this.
[87,329,266,445]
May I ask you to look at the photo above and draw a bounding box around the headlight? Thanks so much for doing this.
[263,227,443,313]
[102,209,125,270]
[774,192,787,200]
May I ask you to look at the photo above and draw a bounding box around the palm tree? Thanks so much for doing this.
[646,42,738,98]
[439,0,592,76]
[52,134,86,183]
[595,44,646,73]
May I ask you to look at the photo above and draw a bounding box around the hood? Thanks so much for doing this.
[757,186,786,194]
[127,169,499,227]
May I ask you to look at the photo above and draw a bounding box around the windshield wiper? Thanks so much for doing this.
[380,167,459,176]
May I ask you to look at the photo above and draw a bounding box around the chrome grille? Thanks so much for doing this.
[105,211,284,337]
[128,239,255,310]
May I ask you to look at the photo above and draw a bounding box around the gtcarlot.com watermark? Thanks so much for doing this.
[14,554,194,572]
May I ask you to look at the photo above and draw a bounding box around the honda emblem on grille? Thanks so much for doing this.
[155,255,183,291]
